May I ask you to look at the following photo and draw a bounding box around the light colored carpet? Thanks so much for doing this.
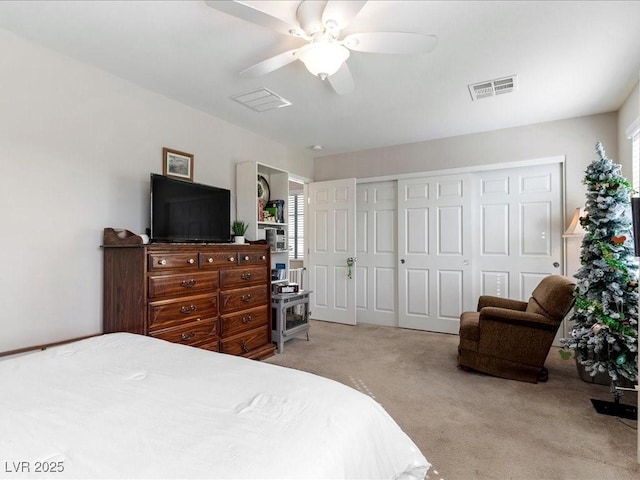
[265,320,639,480]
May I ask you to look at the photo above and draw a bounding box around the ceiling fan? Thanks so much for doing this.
[205,0,437,95]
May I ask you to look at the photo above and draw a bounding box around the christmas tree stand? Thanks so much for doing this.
[590,387,637,421]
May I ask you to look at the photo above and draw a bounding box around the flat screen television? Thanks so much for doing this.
[150,173,231,243]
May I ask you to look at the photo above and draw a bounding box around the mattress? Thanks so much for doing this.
[0,333,429,479]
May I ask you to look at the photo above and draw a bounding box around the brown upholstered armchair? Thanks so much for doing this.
[458,275,576,383]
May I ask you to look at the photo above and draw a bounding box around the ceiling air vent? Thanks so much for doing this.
[229,87,292,112]
[468,75,518,101]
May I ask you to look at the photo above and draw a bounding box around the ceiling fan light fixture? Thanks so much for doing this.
[296,41,350,78]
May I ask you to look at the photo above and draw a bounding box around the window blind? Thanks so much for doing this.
[288,193,304,259]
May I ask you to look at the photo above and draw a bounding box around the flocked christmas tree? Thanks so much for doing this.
[560,142,638,386]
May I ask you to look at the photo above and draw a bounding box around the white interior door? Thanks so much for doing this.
[476,163,564,300]
[307,178,357,325]
[397,174,474,333]
[356,181,397,326]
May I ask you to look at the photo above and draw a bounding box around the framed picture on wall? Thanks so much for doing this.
[163,147,193,181]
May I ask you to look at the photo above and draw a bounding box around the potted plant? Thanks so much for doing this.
[231,220,249,244]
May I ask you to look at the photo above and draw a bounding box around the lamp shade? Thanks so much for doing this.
[563,207,586,237]
[296,41,350,78]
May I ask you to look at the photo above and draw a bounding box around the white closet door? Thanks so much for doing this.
[356,181,397,326]
[396,162,563,334]
[307,178,357,325]
[476,163,563,300]
[397,174,474,333]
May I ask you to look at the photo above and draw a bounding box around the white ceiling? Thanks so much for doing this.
[1,1,639,157]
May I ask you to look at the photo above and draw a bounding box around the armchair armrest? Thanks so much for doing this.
[477,295,528,312]
[479,307,558,331]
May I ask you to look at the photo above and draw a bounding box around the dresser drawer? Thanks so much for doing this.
[149,318,218,347]
[199,251,238,269]
[220,266,268,289]
[148,252,199,271]
[237,250,268,266]
[148,293,218,331]
[219,325,269,356]
[220,285,269,314]
[220,305,269,338]
[148,272,219,299]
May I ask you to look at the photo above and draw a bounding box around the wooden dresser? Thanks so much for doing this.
[103,243,274,360]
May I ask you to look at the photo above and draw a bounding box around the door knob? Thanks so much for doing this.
[553,262,560,268]
[400,259,405,264]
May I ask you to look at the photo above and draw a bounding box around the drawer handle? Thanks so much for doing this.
[181,279,197,288]
[244,256,250,261]
[242,315,252,324]
[181,332,195,341]
[207,257,214,263]
[158,259,167,266]
[241,294,252,302]
[241,272,252,280]
[180,305,197,314]
[240,339,249,353]
[261,255,266,260]
[187,258,195,264]
[228,257,235,262]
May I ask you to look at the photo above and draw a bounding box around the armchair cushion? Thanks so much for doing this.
[527,275,576,320]
[479,307,559,331]
[478,295,528,312]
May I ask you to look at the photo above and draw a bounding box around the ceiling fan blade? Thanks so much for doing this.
[296,0,328,36]
[239,48,299,77]
[327,62,355,95]
[205,1,302,38]
[343,32,437,55]
[322,1,368,30]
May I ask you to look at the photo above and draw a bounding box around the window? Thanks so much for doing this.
[288,192,304,259]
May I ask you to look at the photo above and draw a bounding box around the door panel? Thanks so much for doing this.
[356,181,397,326]
[398,173,473,333]
[308,179,357,325]
[406,268,428,316]
[481,204,509,255]
[375,267,395,312]
[477,163,563,301]
[439,205,463,254]
[438,270,464,318]
[521,202,551,255]
[481,271,510,298]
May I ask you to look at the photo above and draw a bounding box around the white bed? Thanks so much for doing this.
[0,333,429,479]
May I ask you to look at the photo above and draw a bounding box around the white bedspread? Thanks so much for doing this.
[0,333,429,479]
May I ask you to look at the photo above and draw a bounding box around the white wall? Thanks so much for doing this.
[619,78,639,166]
[0,29,314,351]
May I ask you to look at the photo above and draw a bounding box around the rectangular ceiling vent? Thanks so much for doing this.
[229,87,292,112]
[468,75,518,101]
